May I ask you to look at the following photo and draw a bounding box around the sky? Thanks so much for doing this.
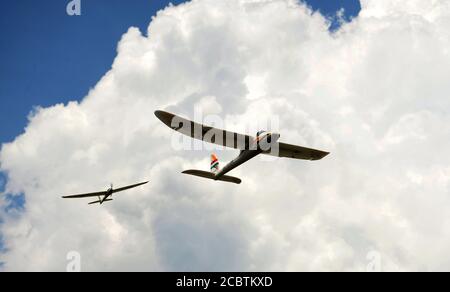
[0,0,360,145]
[0,0,361,249]
[1,0,450,272]
[0,0,184,144]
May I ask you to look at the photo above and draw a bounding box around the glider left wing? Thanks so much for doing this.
[155,110,252,150]
[62,191,107,199]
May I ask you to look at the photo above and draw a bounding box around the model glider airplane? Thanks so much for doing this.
[155,110,329,184]
[62,181,149,205]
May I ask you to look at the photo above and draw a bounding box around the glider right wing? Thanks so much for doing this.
[265,142,330,161]
[112,181,149,194]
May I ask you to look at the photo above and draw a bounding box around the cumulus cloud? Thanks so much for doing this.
[1,0,450,271]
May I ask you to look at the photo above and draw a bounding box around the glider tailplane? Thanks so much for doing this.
[182,170,241,184]
[88,198,113,205]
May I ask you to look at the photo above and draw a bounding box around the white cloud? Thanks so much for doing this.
[1,0,450,271]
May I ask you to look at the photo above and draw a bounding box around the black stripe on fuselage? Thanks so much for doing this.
[215,149,262,180]
[101,189,113,204]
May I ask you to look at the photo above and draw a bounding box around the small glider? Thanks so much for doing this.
[62,181,149,205]
[155,110,329,184]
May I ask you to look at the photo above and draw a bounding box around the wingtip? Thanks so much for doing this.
[154,110,172,119]
[316,151,330,160]
[154,110,165,121]
[154,110,176,127]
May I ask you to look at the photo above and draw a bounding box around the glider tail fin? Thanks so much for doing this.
[210,153,220,173]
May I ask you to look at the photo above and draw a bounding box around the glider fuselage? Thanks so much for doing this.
[214,149,262,180]
[214,132,280,180]
[100,188,114,204]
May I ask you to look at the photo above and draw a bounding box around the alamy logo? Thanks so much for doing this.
[366,250,382,272]
[66,251,81,272]
[67,0,81,16]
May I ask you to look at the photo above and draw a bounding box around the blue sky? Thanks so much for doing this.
[0,0,360,146]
